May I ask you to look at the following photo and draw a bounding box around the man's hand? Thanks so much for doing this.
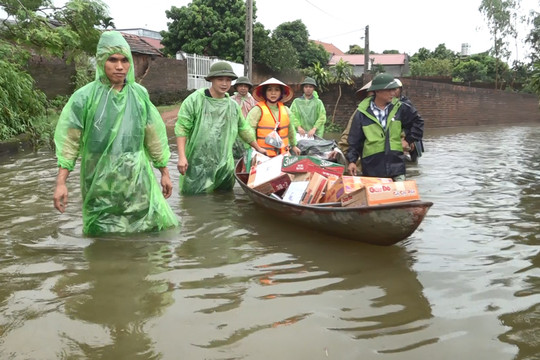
[291,146,301,155]
[297,127,306,136]
[159,167,173,199]
[307,128,317,138]
[348,162,358,176]
[53,184,68,213]
[177,155,188,175]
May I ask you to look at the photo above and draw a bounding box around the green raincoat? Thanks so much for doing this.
[175,89,255,194]
[54,31,179,235]
[290,91,327,137]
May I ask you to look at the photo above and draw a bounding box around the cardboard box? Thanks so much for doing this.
[281,155,345,178]
[248,154,285,188]
[248,154,293,195]
[300,172,328,205]
[320,175,393,203]
[341,180,420,207]
[282,180,310,204]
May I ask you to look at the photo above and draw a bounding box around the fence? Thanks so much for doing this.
[180,52,244,90]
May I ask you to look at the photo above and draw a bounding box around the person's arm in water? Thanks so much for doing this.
[176,136,188,175]
[53,167,70,213]
[158,166,173,198]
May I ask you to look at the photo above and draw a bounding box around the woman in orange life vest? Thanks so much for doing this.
[245,78,301,157]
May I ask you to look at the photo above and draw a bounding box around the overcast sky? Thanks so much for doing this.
[51,0,539,62]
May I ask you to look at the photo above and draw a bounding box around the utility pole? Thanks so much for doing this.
[363,25,369,78]
[244,0,253,79]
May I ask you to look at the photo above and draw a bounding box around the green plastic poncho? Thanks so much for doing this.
[54,31,179,235]
[175,89,255,194]
[290,91,327,137]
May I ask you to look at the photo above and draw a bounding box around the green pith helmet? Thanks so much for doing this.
[234,76,253,88]
[367,73,399,92]
[204,62,238,81]
[301,77,317,87]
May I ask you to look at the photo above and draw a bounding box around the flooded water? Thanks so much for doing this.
[0,124,539,359]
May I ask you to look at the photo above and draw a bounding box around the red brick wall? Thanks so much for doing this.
[400,78,540,127]
[27,56,540,129]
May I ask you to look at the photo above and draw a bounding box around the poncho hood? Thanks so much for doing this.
[95,31,135,86]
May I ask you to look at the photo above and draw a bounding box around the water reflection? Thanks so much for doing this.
[0,124,539,359]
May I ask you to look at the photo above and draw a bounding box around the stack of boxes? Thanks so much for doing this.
[246,154,421,207]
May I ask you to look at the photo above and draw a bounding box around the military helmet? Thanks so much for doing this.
[301,77,317,87]
[234,76,253,88]
[204,62,238,81]
[367,73,399,92]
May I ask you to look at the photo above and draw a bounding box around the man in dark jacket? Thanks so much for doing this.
[346,73,424,181]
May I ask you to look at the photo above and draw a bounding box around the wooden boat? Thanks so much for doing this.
[234,158,433,246]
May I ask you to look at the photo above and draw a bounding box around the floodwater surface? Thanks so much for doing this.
[0,124,538,359]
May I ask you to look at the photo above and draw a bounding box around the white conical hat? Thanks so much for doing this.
[253,77,293,103]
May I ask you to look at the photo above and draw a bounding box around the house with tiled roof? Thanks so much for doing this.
[312,40,345,56]
[329,53,410,77]
[118,30,164,81]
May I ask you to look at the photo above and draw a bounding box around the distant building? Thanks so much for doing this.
[312,40,345,57]
[329,53,410,77]
[116,28,164,50]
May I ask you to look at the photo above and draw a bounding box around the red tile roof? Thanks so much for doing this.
[312,40,345,56]
[329,54,407,66]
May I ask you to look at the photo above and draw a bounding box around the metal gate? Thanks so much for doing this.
[183,53,244,90]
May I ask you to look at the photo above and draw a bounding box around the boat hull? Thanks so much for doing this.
[234,159,432,246]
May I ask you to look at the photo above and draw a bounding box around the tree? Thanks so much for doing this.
[479,0,518,88]
[382,49,400,54]
[410,58,454,77]
[161,0,246,62]
[0,0,109,142]
[452,59,488,83]
[347,44,364,54]
[258,37,298,72]
[329,59,354,123]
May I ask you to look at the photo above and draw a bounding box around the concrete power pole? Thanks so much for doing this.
[363,25,369,78]
[244,0,253,79]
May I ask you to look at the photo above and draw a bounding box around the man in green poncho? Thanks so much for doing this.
[53,31,179,235]
[290,77,327,138]
[175,62,267,195]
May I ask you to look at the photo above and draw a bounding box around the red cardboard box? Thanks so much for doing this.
[341,180,420,207]
[281,156,345,178]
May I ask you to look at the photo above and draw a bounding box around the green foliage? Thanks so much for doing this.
[301,41,330,69]
[0,40,47,141]
[0,0,107,146]
[370,63,386,75]
[382,49,400,54]
[452,59,489,82]
[324,120,343,134]
[258,37,298,71]
[304,62,331,93]
[526,11,540,62]
[528,61,540,97]
[410,58,454,77]
[347,44,364,54]
[1,0,109,59]
[161,0,246,62]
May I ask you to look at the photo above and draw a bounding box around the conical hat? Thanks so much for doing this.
[253,77,293,103]
[355,80,372,101]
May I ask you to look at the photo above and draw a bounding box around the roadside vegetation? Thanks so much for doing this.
[1,0,539,148]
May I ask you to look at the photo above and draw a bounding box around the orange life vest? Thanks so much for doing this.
[256,101,290,157]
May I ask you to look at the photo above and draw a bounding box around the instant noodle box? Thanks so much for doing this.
[341,180,420,207]
[321,175,393,203]
[247,154,293,195]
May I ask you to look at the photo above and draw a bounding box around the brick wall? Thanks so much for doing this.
[400,78,540,127]
[27,57,540,129]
